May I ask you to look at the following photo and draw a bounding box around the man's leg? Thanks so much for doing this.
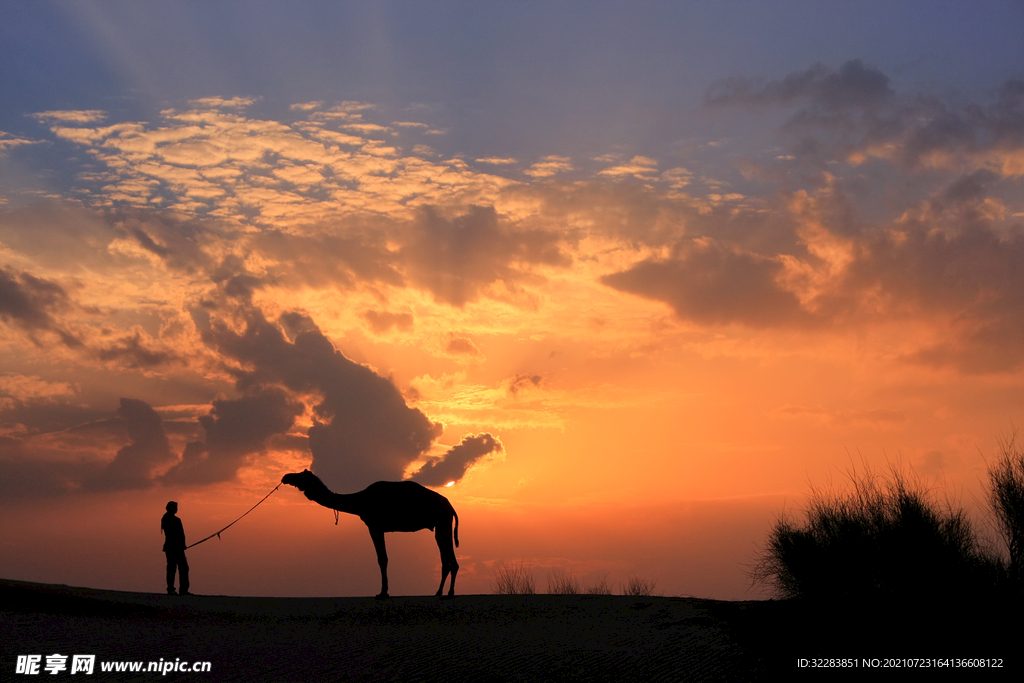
[178,554,190,594]
[165,553,177,594]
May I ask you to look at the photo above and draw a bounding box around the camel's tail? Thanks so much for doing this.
[454,509,459,548]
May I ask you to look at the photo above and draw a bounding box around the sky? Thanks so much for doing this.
[1,1,1023,600]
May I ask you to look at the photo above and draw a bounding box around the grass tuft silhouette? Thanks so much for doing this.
[492,560,536,595]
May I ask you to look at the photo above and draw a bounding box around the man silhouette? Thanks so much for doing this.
[161,501,190,595]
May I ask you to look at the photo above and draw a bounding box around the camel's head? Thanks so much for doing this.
[281,469,318,492]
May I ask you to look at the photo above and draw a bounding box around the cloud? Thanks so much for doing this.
[525,155,573,178]
[846,219,1024,372]
[506,374,542,396]
[188,97,255,110]
[709,61,1024,179]
[444,334,480,356]
[598,156,659,179]
[204,310,449,490]
[91,399,176,490]
[0,436,102,499]
[0,132,40,152]
[601,238,812,328]
[31,110,107,123]
[0,266,80,346]
[96,332,179,369]
[410,433,503,487]
[162,388,303,485]
[705,59,893,112]
[401,205,571,307]
[0,399,179,498]
[362,310,414,334]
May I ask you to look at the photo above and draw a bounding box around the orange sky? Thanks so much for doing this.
[2,4,1023,599]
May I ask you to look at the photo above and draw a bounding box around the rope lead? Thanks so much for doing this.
[185,482,282,550]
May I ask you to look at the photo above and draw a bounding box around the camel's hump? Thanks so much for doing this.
[364,480,448,498]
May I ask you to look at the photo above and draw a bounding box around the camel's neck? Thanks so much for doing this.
[302,482,365,516]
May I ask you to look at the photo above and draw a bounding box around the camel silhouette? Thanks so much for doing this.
[281,469,460,599]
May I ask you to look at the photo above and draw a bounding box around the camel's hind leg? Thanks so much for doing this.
[434,520,459,598]
[369,528,389,599]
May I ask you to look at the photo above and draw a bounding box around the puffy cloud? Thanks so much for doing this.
[96,332,179,369]
[188,97,255,110]
[205,310,448,490]
[601,238,812,328]
[525,155,573,178]
[31,110,107,123]
[0,266,79,346]
[410,433,503,487]
[362,310,413,334]
[0,399,177,498]
[401,205,571,307]
[444,334,480,357]
[162,388,303,485]
[0,132,39,152]
[91,399,175,490]
[705,59,893,112]
[0,437,101,499]
[598,156,659,179]
[709,61,1024,179]
[846,219,1024,372]
[506,374,542,396]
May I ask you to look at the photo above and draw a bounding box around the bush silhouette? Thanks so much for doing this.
[753,465,1000,603]
[990,432,1024,585]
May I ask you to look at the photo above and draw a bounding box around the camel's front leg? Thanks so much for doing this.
[369,528,389,599]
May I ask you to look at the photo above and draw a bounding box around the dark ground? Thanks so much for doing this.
[1,579,1016,681]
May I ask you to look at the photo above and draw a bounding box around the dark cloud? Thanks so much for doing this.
[97,332,178,368]
[91,398,175,490]
[940,169,998,205]
[162,387,303,485]
[250,230,403,291]
[0,436,101,499]
[706,60,893,112]
[507,374,542,396]
[0,266,79,345]
[849,222,1024,372]
[401,205,571,307]
[117,211,216,274]
[206,310,446,490]
[897,79,1024,170]
[601,238,812,328]
[445,334,480,356]
[209,255,267,302]
[362,310,413,334]
[0,404,164,499]
[410,433,503,487]
[709,62,1024,176]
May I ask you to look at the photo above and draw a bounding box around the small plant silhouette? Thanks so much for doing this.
[584,572,612,595]
[493,560,536,595]
[547,569,582,595]
[622,575,658,597]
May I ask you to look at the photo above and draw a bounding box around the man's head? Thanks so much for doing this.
[166,501,178,513]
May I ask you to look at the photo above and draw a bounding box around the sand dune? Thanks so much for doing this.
[7,579,1011,681]
[2,579,770,681]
